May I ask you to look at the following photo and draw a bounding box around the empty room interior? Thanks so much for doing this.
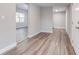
[0,3,79,55]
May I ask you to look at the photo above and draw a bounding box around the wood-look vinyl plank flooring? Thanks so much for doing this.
[4,29,75,55]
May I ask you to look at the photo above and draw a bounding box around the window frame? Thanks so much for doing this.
[16,12,25,23]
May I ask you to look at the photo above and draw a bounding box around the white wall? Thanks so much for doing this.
[70,3,79,54]
[53,12,65,29]
[66,3,79,54]
[40,7,53,33]
[65,5,72,38]
[16,8,28,28]
[0,4,16,54]
[28,4,41,38]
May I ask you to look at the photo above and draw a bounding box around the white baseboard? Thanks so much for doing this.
[18,36,27,43]
[27,32,40,38]
[27,30,53,38]
[40,30,53,33]
[69,36,78,55]
[72,43,78,55]
[0,43,17,54]
[41,31,53,33]
[54,27,65,29]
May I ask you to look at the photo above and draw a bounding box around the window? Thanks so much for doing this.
[16,12,25,23]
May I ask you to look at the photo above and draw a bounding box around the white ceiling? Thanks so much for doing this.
[35,3,70,7]
[16,3,28,10]
[16,3,70,12]
[36,3,70,12]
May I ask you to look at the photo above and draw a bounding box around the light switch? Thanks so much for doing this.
[1,16,5,19]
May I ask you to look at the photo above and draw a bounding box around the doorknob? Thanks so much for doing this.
[76,27,79,29]
[78,21,79,24]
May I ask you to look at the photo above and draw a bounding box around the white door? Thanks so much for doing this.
[71,3,79,54]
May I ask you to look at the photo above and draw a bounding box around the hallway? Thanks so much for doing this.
[16,27,28,43]
[4,29,75,55]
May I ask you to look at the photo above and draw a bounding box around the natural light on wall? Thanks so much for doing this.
[53,8,66,12]
[75,7,79,11]
[16,12,25,23]
[53,7,66,13]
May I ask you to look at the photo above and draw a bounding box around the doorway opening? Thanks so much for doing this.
[16,3,28,43]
